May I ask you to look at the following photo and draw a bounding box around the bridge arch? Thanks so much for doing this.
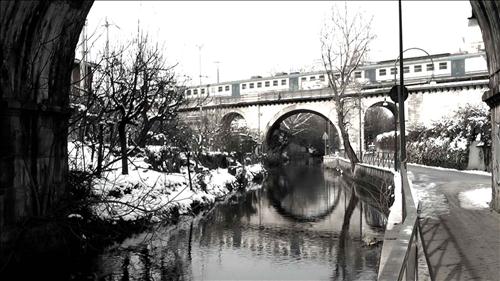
[263,104,343,152]
[220,109,248,130]
[363,100,397,151]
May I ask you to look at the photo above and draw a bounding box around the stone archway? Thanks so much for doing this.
[363,100,397,151]
[263,106,342,154]
[0,1,94,226]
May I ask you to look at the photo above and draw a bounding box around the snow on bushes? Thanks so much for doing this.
[375,104,490,170]
[68,142,266,222]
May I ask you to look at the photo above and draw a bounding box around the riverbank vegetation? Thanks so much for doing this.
[376,104,491,170]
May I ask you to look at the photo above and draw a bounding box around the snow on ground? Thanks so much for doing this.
[407,171,450,219]
[458,188,491,210]
[68,141,265,222]
[408,163,491,177]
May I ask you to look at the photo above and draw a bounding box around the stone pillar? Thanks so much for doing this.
[471,0,500,212]
[0,1,93,229]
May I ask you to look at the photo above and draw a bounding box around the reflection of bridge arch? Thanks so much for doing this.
[263,104,343,150]
[265,168,343,222]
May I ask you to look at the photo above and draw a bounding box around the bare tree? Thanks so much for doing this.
[282,113,314,136]
[90,33,182,175]
[320,3,375,171]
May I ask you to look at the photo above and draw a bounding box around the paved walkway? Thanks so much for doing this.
[407,164,500,281]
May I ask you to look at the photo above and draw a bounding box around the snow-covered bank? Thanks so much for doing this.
[68,142,266,222]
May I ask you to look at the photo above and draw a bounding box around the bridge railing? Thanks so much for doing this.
[363,151,395,169]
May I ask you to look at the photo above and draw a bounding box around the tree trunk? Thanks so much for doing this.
[336,100,359,172]
[118,121,128,175]
[135,119,154,148]
[96,123,104,177]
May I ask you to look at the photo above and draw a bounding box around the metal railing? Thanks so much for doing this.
[363,151,395,169]
[334,151,431,280]
[378,166,432,281]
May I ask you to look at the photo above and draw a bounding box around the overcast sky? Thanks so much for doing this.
[82,1,474,85]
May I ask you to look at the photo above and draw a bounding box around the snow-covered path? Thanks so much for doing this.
[407,164,500,281]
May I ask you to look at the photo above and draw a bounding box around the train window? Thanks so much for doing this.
[390,68,397,75]
[439,62,447,70]
[225,85,230,91]
[193,89,198,95]
[379,69,386,76]
[273,80,278,86]
[241,84,246,90]
[265,81,270,87]
[310,76,316,81]
[403,66,410,73]
[414,65,422,72]
[281,79,287,85]
[218,86,223,92]
[257,82,262,88]
[319,75,325,81]
[201,89,205,94]
[426,63,434,71]
[301,77,307,81]
[186,90,191,95]
[250,83,254,89]
[354,72,362,78]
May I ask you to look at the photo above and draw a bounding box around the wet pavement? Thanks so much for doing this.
[408,164,500,281]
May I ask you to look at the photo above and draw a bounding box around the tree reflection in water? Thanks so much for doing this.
[88,163,387,281]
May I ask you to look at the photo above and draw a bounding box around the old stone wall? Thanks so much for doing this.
[0,1,93,229]
[471,0,500,212]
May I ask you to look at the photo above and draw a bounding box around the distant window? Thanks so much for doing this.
[249,83,254,89]
[403,66,410,73]
[273,80,278,86]
[439,62,447,70]
[241,84,246,90]
[218,86,223,92]
[186,90,191,95]
[426,63,434,71]
[379,69,386,76]
[414,65,422,72]
[319,75,325,81]
[334,73,340,79]
[354,71,362,78]
[265,81,270,87]
[390,68,397,75]
[193,89,198,95]
[201,89,205,94]
[301,77,307,81]
[281,79,287,85]
[225,85,230,91]
[257,82,262,88]
[310,76,316,81]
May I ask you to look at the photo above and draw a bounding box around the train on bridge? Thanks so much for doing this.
[184,51,487,99]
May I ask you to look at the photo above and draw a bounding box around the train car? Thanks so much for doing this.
[184,51,488,99]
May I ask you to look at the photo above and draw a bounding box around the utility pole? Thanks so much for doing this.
[214,61,221,83]
[196,44,204,85]
[398,0,407,168]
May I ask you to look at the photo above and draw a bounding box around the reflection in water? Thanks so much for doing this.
[90,163,387,281]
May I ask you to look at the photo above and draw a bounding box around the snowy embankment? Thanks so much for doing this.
[68,142,265,222]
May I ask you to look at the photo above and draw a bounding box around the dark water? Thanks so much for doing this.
[84,164,387,281]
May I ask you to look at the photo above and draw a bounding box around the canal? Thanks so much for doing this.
[82,163,387,281]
